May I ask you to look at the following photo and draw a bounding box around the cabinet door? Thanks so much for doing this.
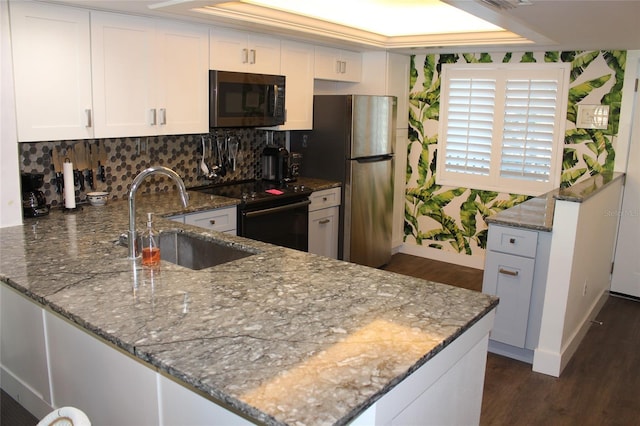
[309,206,339,259]
[91,12,157,138]
[339,49,362,82]
[276,40,314,130]
[10,1,93,142]
[210,27,280,74]
[247,33,281,74]
[210,27,248,72]
[314,46,361,82]
[483,251,535,348]
[46,310,160,425]
[1,284,52,410]
[156,21,209,135]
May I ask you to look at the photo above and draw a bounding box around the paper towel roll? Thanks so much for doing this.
[63,161,76,209]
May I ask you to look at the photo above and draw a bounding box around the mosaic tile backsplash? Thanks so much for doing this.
[19,129,285,208]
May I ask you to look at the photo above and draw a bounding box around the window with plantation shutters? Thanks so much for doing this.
[437,63,569,196]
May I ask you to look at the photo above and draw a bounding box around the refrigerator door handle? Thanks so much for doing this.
[354,154,394,163]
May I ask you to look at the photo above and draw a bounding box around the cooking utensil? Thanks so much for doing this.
[96,141,107,182]
[200,136,210,176]
[86,143,95,190]
[216,134,227,177]
[52,146,64,198]
[228,135,239,172]
[74,142,87,191]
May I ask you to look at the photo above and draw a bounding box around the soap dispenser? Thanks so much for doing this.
[140,212,160,267]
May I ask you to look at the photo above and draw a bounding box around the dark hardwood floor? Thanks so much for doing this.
[3,253,638,425]
[383,252,640,426]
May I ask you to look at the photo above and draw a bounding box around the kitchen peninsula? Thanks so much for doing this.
[1,189,497,425]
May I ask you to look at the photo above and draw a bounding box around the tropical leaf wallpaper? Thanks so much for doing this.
[406,50,627,259]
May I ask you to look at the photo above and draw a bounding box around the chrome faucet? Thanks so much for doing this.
[128,166,189,259]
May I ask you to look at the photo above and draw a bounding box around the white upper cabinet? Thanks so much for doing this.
[91,13,208,138]
[156,22,209,135]
[210,27,280,75]
[275,40,314,130]
[10,0,94,142]
[314,46,362,82]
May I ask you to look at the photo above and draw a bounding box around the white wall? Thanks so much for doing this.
[0,0,23,227]
[534,177,624,377]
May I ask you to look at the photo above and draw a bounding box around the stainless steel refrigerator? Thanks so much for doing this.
[291,95,396,268]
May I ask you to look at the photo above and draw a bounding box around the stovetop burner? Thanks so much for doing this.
[189,179,312,207]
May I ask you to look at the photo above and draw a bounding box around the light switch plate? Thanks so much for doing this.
[577,104,610,129]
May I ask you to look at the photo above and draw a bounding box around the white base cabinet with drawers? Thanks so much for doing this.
[168,206,237,235]
[482,224,551,363]
[308,187,341,259]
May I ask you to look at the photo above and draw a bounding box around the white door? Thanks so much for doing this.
[611,62,640,298]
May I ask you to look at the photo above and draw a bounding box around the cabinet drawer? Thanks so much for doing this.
[487,225,538,258]
[183,206,237,233]
[309,187,341,211]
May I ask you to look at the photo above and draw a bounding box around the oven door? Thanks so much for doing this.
[239,198,310,251]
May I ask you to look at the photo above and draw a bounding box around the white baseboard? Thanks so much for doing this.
[533,289,609,377]
[1,367,52,420]
[399,243,485,270]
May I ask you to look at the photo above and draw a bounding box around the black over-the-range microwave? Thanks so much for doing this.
[209,70,286,128]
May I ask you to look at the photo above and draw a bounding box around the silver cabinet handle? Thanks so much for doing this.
[499,268,519,277]
[335,60,341,74]
[340,60,347,74]
[242,48,249,64]
[149,108,157,126]
[85,109,92,128]
[159,108,166,125]
[319,219,331,224]
[250,49,256,64]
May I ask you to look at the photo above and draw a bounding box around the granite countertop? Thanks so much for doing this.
[1,187,497,425]
[485,171,625,232]
[554,171,624,203]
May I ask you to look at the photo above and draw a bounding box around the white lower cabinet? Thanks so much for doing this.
[482,224,551,363]
[169,206,237,235]
[308,187,341,259]
[45,310,160,425]
[0,285,52,419]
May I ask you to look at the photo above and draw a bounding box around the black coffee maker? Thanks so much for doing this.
[261,146,292,184]
[21,172,50,217]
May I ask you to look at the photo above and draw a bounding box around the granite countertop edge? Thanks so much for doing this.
[485,172,625,231]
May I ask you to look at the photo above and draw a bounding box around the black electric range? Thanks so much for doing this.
[190,180,312,251]
[189,179,312,208]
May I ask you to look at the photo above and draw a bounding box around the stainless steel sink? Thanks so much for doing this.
[158,230,256,270]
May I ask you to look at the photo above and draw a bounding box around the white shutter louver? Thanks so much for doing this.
[500,79,558,182]
[444,78,496,176]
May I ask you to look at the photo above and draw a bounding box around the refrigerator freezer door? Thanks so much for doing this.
[344,155,394,267]
[351,95,396,159]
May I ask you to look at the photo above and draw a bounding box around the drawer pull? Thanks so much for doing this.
[209,219,216,225]
[319,219,331,224]
[323,197,328,201]
[509,238,516,244]
[499,268,519,277]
